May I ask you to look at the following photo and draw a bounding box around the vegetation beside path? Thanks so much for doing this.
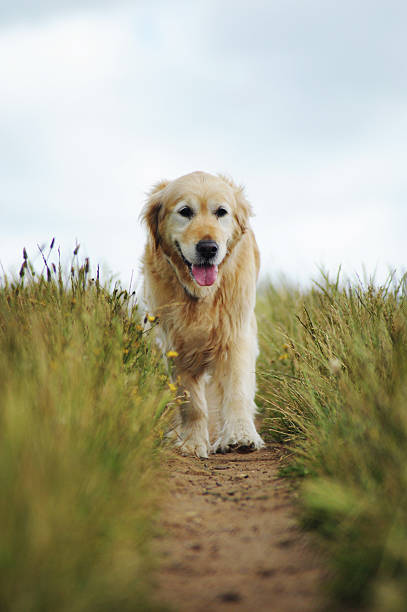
[257,271,407,611]
[2,242,407,612]
[0,244,171,612]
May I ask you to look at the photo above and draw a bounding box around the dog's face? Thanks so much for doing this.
[142,172,252,296]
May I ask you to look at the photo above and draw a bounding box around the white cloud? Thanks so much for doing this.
[0,2,406,287]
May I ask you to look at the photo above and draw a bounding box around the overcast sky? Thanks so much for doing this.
[1,0,406,287]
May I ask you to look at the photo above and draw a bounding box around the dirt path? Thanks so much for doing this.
[153,445,325,612]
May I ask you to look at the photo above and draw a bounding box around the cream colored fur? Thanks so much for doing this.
[140,171,264,458]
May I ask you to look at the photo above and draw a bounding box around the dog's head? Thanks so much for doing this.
[141,171,252,297]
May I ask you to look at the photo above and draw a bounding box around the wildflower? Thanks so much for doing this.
[147,314,156,322]
[167,350,179,358]
[282,343,290,350]
[278,353,289,361]
[167,382,177,392]
[19,261,27,277]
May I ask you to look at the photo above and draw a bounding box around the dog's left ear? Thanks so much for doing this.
[219,175,253,233]
[140,180,169,249]
[234,185,253,233]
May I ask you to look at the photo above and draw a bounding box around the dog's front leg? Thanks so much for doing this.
[173,372,210,459]
[212,332,264,453]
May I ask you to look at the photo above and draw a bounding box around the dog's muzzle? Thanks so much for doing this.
[175,240,219,287]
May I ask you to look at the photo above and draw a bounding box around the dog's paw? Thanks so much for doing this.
[213,418,264,454]
[175,427,210,459]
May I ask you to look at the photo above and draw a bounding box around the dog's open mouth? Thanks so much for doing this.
[191,264,218,286]
[175,241,218,287]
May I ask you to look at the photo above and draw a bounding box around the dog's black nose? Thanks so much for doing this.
[196,240,218,259]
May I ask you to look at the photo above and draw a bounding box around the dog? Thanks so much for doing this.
[140,171,264,458]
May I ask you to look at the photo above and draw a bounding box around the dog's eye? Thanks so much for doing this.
[178,206,194,219]
[215,207,228,218]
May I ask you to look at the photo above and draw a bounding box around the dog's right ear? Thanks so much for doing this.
[140,180,169,249]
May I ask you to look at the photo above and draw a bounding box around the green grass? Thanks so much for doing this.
[257,271,407,611]
[0,244,172,612]
[4,241,407,611]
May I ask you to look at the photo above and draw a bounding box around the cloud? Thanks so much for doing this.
[0,0,133,26]
[0,1,406,286]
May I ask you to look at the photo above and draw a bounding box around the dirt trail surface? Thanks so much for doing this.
[153,445,325,612]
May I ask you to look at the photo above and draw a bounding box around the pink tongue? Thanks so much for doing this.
[191,264,218,286]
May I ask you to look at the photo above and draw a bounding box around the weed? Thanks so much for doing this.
[257,272,407,610]
[0,243,170,611]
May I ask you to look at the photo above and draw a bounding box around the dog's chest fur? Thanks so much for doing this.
[142,232,258,377]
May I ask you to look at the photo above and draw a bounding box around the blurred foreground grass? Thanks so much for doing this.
[3,240,407,611]
[0,244,170,612]
[257,271,407,611]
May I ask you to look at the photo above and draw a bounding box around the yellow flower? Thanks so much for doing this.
[282,343,290,350]
[167,382,177,392]
[166,350,179,358]
[278,353,289,361]
[147,314,156,322]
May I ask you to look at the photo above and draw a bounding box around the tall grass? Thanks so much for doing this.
[0,244,170,612]
[257,272,407,610]
[5,240,407,610]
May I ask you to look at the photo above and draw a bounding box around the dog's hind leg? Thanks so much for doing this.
[205,375,223,446]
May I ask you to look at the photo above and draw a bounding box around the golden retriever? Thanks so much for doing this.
[141,171,264,458]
